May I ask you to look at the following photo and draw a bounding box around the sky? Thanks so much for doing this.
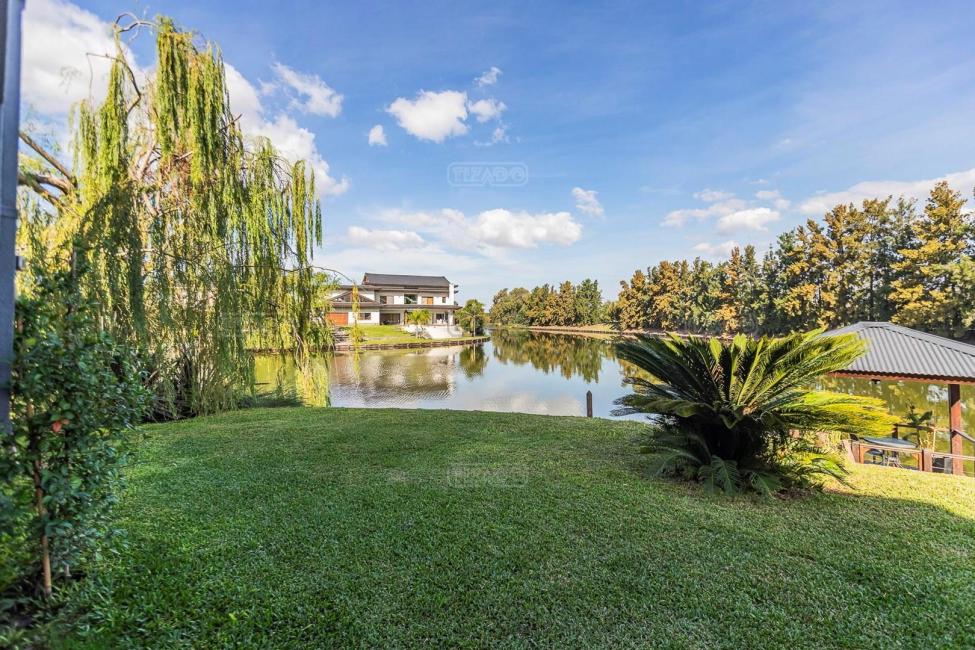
[20,0,975,303]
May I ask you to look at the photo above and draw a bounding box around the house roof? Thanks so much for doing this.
[825,321,975,383]
[362,273,451,288]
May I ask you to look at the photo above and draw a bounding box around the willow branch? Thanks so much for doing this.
[18,172,64,208]
[86,52,143,115]
[114,13,155,36]
[19,132,76,189]
[19,170,72,195]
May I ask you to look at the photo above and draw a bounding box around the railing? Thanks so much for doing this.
[849,440,975,478]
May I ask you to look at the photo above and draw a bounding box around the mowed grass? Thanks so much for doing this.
[49,408,975,648]
[350,324,481,345]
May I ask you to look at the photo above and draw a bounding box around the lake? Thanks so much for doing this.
[254,329,975,438]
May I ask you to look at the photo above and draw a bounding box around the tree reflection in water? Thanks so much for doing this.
[489,329,611,382]
[459,345,489,379]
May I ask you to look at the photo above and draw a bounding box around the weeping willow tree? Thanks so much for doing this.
[18,17,332,418]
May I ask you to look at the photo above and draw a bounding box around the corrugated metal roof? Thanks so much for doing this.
[362,273,451,288]
[825,321,975,382]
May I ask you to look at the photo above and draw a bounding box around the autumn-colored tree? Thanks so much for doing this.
[891,182,974,333]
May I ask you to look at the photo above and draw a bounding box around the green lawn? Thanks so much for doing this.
[348,324,481,345]
[46,408,975,647]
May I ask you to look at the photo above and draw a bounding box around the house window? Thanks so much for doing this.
[422,296,434,305]
[405,294,417,305]
[435,312,447,324]
[379,296,388,305]
[441,296,447,304]
[358,312,372,321]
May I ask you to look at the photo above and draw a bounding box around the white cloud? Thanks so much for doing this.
[663,197,746,227]
[665,190,784,232]
[22,0,144,114]
[798,168,975,215]
[226,67,348,197]
[380,207,582,250]
[249,114,349,196]
[475,66,502,87]
[755,189,791,210]
[379,208,465,231]
[271,62,343,117]
[693,189,734,202]
[22,3,346,200]
[467,98,506,123]
[225,64,264,123]
[571,187,605,218]
[367,124,387,146]
[387,90,469,142]
[474,124,509,147]
[323,244,486,289]
[716,207,779,234]
[693,240,740,258]
[468,209,581,248]
[346,226,424,251]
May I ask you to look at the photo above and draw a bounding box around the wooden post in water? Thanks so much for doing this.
[586,390,593,418]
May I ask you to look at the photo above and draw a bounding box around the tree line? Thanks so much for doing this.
[611,181,975,337]
[489,279,606,327]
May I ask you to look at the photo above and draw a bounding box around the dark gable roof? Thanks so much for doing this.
[826,321,975,382]
[362,273,451,288]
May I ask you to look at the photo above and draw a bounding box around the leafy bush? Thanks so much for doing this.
[1,261,148,599]
[614,331,895,495]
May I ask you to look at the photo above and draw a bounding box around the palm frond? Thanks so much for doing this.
[618,330,888,495]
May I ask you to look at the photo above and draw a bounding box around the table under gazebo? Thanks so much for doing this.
[826,322,975,476]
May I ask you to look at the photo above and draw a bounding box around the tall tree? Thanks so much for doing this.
[551,281,577,325]
[891,182,973,333]
[614,269,650,330]
[18,18,327,417]
[574,278,603,325]
[456,299,486,335]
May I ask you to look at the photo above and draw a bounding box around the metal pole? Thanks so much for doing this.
[0,0,23,431]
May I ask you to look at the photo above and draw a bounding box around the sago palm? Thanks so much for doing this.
[614,330,894,494]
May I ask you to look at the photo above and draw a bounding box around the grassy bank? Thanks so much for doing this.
[340,324,486,348]
[44,408,975,647]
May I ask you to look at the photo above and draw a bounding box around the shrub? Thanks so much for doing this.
[614,331,895,495]
[1,261,148,599]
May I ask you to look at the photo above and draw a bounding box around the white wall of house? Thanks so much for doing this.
[349,310,379,324]
[374,290,452,306]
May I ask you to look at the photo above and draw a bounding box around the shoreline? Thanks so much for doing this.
[491,324,730,339]
[334,335,489,351]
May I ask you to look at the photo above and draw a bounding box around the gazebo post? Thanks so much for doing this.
[948,383,964,476]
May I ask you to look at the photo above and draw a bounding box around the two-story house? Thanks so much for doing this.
[328,273,459,327]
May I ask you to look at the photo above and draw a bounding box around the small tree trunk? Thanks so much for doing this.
[32,454,52,598]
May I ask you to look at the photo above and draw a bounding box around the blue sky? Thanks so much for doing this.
[22,0,975,302]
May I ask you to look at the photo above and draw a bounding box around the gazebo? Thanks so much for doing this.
[827,322,975,475]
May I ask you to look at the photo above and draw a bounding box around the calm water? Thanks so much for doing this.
[254,329,975,437]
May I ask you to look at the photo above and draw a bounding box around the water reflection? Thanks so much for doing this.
[490,328,612,382]
[253,330,974,434]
